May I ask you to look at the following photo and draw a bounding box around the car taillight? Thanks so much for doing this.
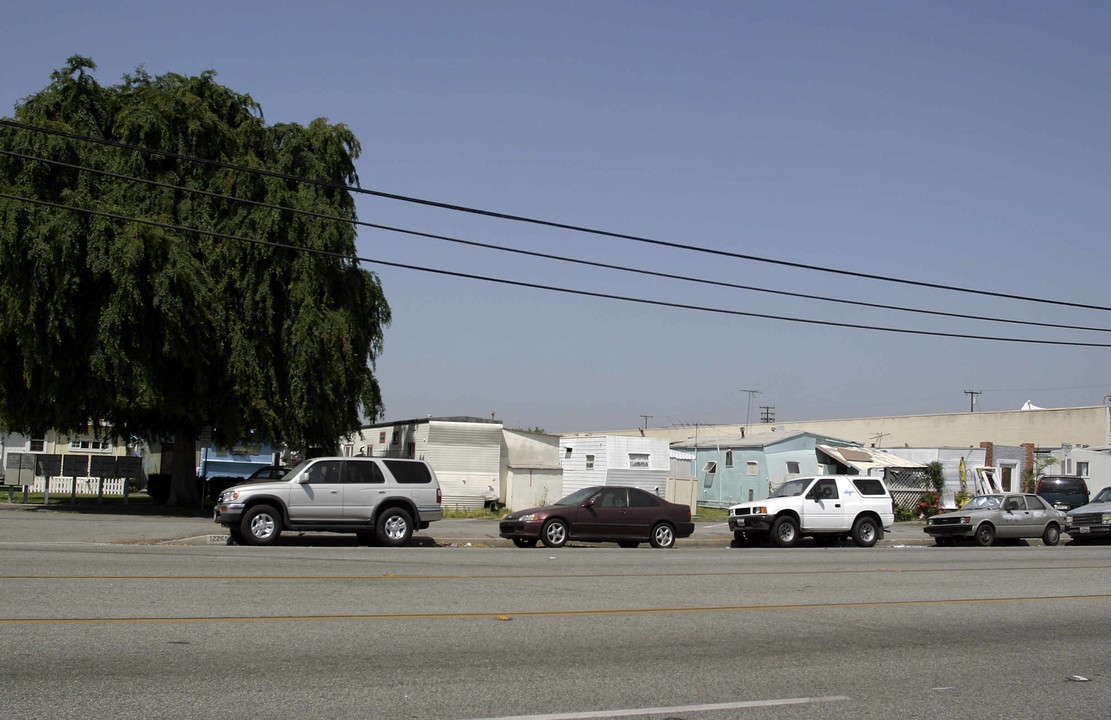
[436,488,442,504]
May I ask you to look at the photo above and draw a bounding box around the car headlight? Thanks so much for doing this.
[1065,515,1073,524]
[752,506,767,515]
[517,513,540,522]
[1103,514,1111,525]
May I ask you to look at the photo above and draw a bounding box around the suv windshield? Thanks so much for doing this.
[1093,487,1111,503]
[770,479,813,499]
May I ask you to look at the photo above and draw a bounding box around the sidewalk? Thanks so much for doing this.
[0,501,932,547]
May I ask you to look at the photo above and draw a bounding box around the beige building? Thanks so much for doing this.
[575,405,1110,451]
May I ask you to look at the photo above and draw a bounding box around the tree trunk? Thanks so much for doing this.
[168,431,200,507]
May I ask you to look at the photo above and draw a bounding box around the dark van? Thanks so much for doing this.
[1035,476,1090,510]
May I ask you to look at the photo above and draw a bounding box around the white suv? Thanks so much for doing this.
[727,475,894,548]
[214,457,443,546]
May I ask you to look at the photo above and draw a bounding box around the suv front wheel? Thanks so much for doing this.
[376,507,413,547]
[241,504,282,546]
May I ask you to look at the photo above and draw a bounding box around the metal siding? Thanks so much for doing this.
[560,436,608,495]
[423,422,502,508]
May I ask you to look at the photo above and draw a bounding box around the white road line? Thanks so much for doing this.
[464,695,849,720]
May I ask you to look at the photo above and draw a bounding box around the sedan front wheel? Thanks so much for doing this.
[975,523,996,547]
[541,519,568,548]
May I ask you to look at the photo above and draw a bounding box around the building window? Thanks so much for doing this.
[70,438,112,453]
[747,461,758,476]
[786,461,800,474]
[564,447,572,459]
[585,454,595,469]
[1077,461,1089,477]
[725,450,733,468]
[27,437,46,453]
[629,453,649,468]
[379,432,386,444]
[703,461,717,474]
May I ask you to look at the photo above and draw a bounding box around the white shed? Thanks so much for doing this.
[500,429,563,511]
[559,435,670,497]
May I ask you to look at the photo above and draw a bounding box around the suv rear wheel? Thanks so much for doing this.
[376,508,413,547]
[851,517,880,548]
[241,504,282,546]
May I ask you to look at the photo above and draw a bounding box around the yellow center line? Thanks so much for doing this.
[2,594,1108,625]
[0,564,1109,581]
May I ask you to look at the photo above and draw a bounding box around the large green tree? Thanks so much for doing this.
[0,56,391,504]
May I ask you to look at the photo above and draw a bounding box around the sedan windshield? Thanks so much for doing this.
[963,495,1001,510]
[554,488,598,506]
[770,479,812,499]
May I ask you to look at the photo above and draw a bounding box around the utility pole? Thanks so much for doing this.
[740,389,761,433]
[639,414,653,431]
[964,390,981,412]
[760,406,775,423]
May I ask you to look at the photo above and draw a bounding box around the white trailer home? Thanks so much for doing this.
[559,435,670,497]
[355,417,502,510]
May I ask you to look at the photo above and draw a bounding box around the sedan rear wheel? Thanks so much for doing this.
[541,519,568,548]
[649,523,675,549]
[1042,523,1060,546]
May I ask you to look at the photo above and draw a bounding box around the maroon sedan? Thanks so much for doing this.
[499,486,695,549]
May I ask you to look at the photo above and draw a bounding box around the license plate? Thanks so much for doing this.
[1080,527,1091,534]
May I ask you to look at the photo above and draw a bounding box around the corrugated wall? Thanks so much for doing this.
[425,421,502,509]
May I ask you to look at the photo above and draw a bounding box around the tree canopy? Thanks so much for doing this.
[0,56,391,503]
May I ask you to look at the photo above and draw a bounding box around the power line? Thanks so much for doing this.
[4,190,1110,349]
[3,118,1110,313]
[1,147,1106,336]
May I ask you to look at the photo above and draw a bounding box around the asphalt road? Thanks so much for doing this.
[1,506,1109,719]
[0,502,937,547]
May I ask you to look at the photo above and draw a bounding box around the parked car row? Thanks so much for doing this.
[210,459,1109,549]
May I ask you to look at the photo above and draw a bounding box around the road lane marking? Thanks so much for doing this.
[1,594,1108,625]
[463,695,849,720]
[1,563,1109,581]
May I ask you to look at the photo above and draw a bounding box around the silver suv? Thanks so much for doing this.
[213,457,443,546]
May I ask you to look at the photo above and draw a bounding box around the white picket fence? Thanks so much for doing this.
[28,477,128,495]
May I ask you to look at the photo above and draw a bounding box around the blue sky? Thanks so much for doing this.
[4,1,1110,432]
